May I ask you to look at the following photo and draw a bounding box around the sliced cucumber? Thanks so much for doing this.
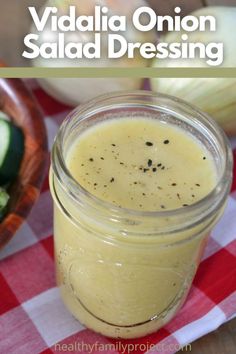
[0,187,9,220]
[0,118,24,185]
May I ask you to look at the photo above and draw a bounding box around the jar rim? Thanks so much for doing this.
[51,90,233,231]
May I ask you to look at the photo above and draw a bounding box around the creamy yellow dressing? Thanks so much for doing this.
[67,117,216,211]
[51,116,220,338]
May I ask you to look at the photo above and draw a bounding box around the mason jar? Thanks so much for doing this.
[50,91,232,339]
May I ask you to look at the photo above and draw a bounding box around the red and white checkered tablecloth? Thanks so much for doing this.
[0,80,236,354]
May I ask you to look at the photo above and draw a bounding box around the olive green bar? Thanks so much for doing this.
[0,67,236,78]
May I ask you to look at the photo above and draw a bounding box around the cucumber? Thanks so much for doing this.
[0,118,24,185]
[0,187,9,220]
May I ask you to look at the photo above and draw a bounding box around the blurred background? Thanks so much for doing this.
[0,0,236,66]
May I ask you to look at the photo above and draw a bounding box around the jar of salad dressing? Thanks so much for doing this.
[50,91,232,338]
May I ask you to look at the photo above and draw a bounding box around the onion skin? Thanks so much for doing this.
[37,76,144,106]
[151,77,236,136]
[33,0,156,104]
[150,7,236,136]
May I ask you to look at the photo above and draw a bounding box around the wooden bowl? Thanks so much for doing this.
[0,78,48,249]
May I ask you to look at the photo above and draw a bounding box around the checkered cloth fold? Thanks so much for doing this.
[0,81,236,354]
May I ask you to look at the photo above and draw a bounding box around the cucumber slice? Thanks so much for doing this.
[0,111,9,120]
[0,118,24,185]
[0,187,9,220]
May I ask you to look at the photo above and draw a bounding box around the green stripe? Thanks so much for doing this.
[0,67,236,78]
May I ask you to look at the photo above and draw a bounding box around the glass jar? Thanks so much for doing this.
[50,91,232,339]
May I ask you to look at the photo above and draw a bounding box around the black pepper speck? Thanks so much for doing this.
[148,159,152,167]
[145,142,153,146]
[164,140,169,144]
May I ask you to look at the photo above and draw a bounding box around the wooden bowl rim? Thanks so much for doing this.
[0,77,48,249]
